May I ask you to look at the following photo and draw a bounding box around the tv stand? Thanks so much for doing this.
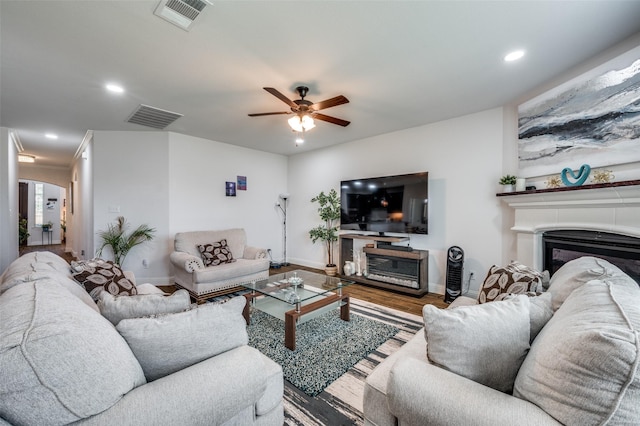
[339,233,428,296]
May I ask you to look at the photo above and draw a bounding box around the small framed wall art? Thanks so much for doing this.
[237,175,247,191]
[226,181,236,197]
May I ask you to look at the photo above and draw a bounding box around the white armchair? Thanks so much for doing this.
[170,228,269,303]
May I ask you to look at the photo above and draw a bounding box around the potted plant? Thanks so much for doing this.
[42,221,53,232]
[18,217,30,246]
[499,175,517,193]
[96,216,155,268]
[309,189,341,276]
[60,219,66,243]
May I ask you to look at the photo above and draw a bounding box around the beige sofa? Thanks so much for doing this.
[0,251,284,425]
[364,256,640,426]
[170,228,270,302]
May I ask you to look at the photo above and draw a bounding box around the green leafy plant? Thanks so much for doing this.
[309,189,341,266]
[42,221,53,231]
[19,217,30,245]
[96,216,155,267]
[60,219,67,243]
[499,175,517,185]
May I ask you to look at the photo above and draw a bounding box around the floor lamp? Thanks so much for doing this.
[277,193,290,266]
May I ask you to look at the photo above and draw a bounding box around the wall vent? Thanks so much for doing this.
[154,0,211,31]
[126,104,183,129]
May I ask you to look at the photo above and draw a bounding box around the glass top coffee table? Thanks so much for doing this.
[241,270,355,350]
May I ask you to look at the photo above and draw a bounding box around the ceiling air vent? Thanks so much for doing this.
[154,0,212,31]
[127,104,183,129]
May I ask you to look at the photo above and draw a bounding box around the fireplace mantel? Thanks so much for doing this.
[498,179,640,209]
[498,180,640,270]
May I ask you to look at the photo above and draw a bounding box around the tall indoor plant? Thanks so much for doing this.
[309,189,341,276]
[96,216,155,268]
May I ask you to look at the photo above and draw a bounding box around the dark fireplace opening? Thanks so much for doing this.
[367,254,420,289]
[542,230,640,285]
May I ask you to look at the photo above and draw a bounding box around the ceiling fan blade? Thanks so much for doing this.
[248,111,290,117]
[263,87,298,109]
[311,95,349,111]
[313,113,350,127]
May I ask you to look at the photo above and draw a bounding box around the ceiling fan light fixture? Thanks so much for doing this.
[288,114,315,132]
[18,154,36,163]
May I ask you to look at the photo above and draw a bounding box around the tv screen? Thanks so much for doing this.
[340,172,428,234]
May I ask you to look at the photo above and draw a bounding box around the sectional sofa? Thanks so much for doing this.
[0,251,284,425]
[364,256,640,425]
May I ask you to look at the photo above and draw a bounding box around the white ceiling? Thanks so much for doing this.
[2,1,640,168]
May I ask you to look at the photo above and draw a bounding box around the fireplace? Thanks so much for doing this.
[499,180,640,287]
[542,230,640,284]
[366,253,421,289]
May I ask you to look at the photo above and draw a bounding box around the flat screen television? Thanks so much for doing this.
[340,172,428,234]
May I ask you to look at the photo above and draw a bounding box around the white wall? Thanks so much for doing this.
[91,131,288,284]
[0,128,19,272]
[288,108,506,295]
[168,133,288,257]
[93,131,170,282]
[67,136,93,261]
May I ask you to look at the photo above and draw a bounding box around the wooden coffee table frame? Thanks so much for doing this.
[243,289,350,351]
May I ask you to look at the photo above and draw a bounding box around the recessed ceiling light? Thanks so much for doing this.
[106,83,125,93]
[504,50,525,62]
[45,133,58,139]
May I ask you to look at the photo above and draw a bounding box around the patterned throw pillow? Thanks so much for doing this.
[72,260,137,300]
[478,262,542,304]
[198,239,236,267]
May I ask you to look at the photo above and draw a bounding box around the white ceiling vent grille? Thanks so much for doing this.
[127,104,183,129]
[154,0,211,31]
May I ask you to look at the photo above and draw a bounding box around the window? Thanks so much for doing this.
[35,183,43,226]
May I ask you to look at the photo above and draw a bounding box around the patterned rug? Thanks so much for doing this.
[247,306,399,397]
[274,298,423,425]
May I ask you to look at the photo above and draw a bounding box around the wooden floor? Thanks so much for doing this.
[273,263,448,315]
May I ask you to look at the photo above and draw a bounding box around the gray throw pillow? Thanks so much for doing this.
[97,289,192,325]
[116,296,248,381]
[423,295,530,393]
[547,256,624,311]
[514,279,640,424]
[504,291,553,343]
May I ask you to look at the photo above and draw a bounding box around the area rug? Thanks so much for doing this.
[247,306,399,397]
[278,298,423,425]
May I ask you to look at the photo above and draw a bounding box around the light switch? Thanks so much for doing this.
[108,205,120,213]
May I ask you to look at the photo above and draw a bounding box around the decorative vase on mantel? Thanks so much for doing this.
[502,184,515,193]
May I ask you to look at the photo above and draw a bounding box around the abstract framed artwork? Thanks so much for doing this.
[518,45,640,178]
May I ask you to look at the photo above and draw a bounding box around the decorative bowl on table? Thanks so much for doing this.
[288,276,303,286]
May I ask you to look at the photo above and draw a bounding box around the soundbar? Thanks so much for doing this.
[378,244,413,252]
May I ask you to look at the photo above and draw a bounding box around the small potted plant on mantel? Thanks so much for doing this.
[499,175,517,193]
[309,189,341,276]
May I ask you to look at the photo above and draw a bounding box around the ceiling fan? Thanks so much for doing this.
[248,86,350,131]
